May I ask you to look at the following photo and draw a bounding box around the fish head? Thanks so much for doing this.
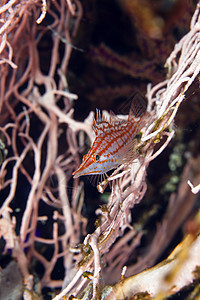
[72,137,119,178]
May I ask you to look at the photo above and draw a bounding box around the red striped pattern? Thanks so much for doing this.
[73,112,143,178]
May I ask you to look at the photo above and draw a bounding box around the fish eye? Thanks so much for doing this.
[95,154,100,161]
[92,153,100,162]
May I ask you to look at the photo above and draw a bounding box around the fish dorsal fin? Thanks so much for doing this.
[109,110,128,124]
[93,109,112,135]
[128,92,147,120]
[93,109,128,135]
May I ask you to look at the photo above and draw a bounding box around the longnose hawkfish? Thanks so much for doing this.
[72,98,148,191]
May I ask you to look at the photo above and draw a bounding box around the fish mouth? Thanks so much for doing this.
[72,168,82,178]
[72,168,101,178]
[72,161,87,178]
[72,172,81,179]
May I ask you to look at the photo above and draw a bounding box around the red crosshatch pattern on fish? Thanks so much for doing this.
[73,97,148,179]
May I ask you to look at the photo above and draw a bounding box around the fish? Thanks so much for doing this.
[72,97,147,179]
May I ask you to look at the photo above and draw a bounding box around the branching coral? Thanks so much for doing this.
[0,1,200,300]
[0,0,87,297]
